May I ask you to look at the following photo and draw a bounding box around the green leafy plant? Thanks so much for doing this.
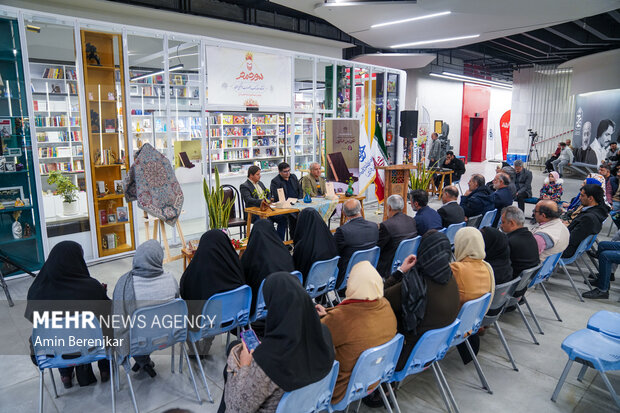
[203,168,235,230]
[252,188,270,200]
[409,164,435,191]
[47,170,78,203]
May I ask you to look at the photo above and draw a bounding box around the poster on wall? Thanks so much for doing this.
[325,119,359,193]
[572,89,620,167]
[206,46,292,108]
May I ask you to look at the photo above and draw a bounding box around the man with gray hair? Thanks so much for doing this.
[299,162,326,197]
[334,198,379,287]
[438,185,465,227]
[500,206,540,278]
[376,194,417,277]
[513,160,533,212]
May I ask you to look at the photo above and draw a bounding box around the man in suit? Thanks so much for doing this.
[376,194,417,277]
[438,185,465,228]
[334,198,379,288]
[410,189,442,235]
[500,206,539,279]
[270,162,302,239]
[491,172,514,226]
[299,162,327,197]
[240,165,287,238]
[460,174,494,218]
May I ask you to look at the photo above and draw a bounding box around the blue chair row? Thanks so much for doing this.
[522,252,563,336]
[335,246,380,303]
[391,236,421,273]
[479,209,497,229]
[557,234,597,302]
[439,222,466,246]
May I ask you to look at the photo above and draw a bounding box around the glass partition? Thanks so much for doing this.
[316,60,332,112]
[294,57,313,112]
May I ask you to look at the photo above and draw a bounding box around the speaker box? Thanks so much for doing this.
[400,110,418,139]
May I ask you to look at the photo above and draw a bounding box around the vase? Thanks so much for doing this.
[63,200,79,216]
[303,193,312,203]
[12,220,22,239]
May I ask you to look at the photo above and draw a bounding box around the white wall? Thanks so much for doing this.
[487,87,513,160]
[562,49,620,96]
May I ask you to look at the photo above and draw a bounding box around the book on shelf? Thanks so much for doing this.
[104,119,116,133]
[42,67,64,79]
[0,119,12,137]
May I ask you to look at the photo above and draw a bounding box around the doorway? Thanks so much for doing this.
[468,118,483,162]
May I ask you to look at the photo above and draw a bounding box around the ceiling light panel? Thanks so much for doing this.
[391,34,480,48]
[371,11,451,29]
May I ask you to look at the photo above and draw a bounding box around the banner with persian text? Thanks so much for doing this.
[206,46,292,108]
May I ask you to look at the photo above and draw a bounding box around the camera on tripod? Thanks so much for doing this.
[528,129,539,144]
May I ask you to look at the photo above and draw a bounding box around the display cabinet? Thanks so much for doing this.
[0,17,44,275]
[386,73,399,165]
[81,29,135,257]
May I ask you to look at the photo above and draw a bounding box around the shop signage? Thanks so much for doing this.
[206,46,291,108]
[500,110,511,160]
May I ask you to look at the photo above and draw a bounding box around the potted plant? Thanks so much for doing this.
[47,170,79,216]
[252,188,271,211]
[303,187,313,203]
[409,163,435,191]
[203,168,235,230]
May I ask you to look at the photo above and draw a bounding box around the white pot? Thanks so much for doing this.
[63,200,79,216]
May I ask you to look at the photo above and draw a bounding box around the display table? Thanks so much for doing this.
[428,168,454,198]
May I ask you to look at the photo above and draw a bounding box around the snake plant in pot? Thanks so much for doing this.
[409,163,435,192]
[203,168,235,230]
[47,170,79,216]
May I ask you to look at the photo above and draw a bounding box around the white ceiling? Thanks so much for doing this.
[351,53,436,69]
[273,0,620,50]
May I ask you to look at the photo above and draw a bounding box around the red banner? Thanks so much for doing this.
[500,110,511,160]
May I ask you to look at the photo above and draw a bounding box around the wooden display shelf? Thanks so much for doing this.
[100,221,130,229]
[100,243,133,256]
[96,193,125,202]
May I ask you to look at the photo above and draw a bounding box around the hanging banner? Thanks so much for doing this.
[206,46,292,108]
[500,110,511,160]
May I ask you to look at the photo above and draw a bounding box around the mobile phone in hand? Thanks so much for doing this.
[240,329,261,352]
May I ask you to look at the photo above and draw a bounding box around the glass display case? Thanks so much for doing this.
[386,72,399,164]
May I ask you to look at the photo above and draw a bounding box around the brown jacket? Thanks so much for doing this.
[321,298,397,403]
[450,257,494,308]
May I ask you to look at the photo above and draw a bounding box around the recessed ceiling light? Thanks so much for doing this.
[391,34,480,48]
[430,72,512,89]
[371,11,451,29]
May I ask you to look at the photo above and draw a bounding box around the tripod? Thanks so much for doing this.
[528,136,541,165]
[0,249,36,307]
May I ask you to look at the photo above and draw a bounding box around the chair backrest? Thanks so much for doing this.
[128,298,188,358]
[482,277,521,326]
[191,285,252,341]
[276,361,339,413]
[222,184,241,219]
[512,264,542,295]
[305,256,340,299]
[392,319,460,382]
[561,234,596,264]
[479,209,497,229]
[450,293,492,346]
[250,279,268,323]
[336,334,404,408]
[391,236,421,273]
[587,311,620,339]
[340,246,380,289]
[445,222,466,245]
[467,214,482,227]
[33,313,108,370]
[529,252,562,287]
[291,270,303,284]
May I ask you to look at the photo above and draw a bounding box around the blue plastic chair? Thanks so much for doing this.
[33,314,115,413]
[250,279,268,323]
[304,256,340,300]
[122,299,202,411]
[187,285,252,402]
[557,234,597,302]
[275,361,339,413]
[504,264,542,345]
[390,236,421,273]
[331,334,404,413]
[291,270,303,284]
[336,246,380,295]
[478,209,497,228]
[444,222,466,245]
[443,293,493,394]
[389,320,461,413]
[551,329,620,409]
[588,311,620,339]
[524,252,563,335]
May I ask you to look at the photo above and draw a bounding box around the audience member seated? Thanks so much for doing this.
[544,143,562,173]
[334,199,379,288]
[410,189,442,235]
[270,162,302,239]
[25,241,111,388]
[480,227,513,285]
[113,240,178,377]
[460,174,494,218]
[562,184,609,258]
[491,172,513,225]
[299,162,327,197]
[561,175,604,223]
[219,272,335,413]
[551,142,573,177]
[376,194,417,277]
[434,150,465,188]
[384,231,459,371]
[293,208,337,283]
[438,185,465,228]
[315,261,397,404]
[181,230,246,356]
[539,171,564,203]
[583,239,620,300]
[606,141,619,172]
[241,166,288,235]
[242,219,295,311]
[513,160,533,212]
[500,206,540,280]
[599,164,618,205]
[531,200,570,261]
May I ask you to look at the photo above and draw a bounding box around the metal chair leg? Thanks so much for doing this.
[575,260,593,291]
[0,268,14,307]
[354,398,363,413]
[431,363,454,413]
[39,370,44,413]
[577,364,588,382]
[190,341,213,403]
[123,363,139,413]
[540,283,562,322]
[435,363,460,413]
[179,346,184,374]
[494,321,518,371]
[114,355,120,392]
[523,296,544,335]
[465,338,493,394]
[48,368,59,398]
[226,331,231,350]
[599,371,620,408]
[551,359,574,402]
[516,303,540,345]
[560,263,585,302]
[377,384,394,413]
[181,344,202,405]
[109,358,116,413]
[171,343,175,374]
[386,382,401,413]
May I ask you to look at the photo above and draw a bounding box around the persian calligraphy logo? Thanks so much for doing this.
[359,145,366,162]
[236,52,264,81]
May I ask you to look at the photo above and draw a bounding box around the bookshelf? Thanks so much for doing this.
[292,114,316,170]
[81,30,135,258]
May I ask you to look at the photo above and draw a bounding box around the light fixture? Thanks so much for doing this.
[430,73,512,90]
[168,52,198,60]
[391,34,479,48]
[324,0,418,6]
[130,64,184,82]
[26,24,40,33]
[371,11,451,29]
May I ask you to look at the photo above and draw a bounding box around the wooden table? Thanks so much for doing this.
[429,168,454,198]
[245,206,300,237]
[182,239,294,269]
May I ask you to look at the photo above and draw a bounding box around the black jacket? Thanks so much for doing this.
[376,212,417,277]
[240,179,267,211]
[438,201,465,228]
[270,173,302,200]
[444,158,466,182]
[460,185,494,218]
[563,203,609,258]
[506,227,540,278]
[514,169,533,197]
[334,217,379,287]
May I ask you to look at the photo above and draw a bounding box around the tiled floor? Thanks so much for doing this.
[1,161,619,412]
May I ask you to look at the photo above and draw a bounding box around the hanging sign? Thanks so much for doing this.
[206,46,292,108]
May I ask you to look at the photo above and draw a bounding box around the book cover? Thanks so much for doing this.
[104,119,116,133]
[117,206,129,222]
[0,119,12,137]
[99,210,108,225]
